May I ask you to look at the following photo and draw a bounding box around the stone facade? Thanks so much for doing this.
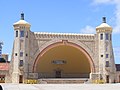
[9,13,117,83]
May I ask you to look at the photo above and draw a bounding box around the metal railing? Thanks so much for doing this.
[38,72,89,78]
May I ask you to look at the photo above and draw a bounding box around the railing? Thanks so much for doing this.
[62,73,89,78]
[38,72,89,78]
[38,73,54,78]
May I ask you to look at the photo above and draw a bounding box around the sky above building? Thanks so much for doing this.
[0,0,120,63]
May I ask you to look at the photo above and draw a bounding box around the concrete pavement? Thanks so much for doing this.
[1,83,120,90]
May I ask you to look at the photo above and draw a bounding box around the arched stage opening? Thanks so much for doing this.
[33,41,95,79]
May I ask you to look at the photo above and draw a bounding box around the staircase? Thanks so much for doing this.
[38,78,88,84]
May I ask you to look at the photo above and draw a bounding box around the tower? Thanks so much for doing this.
[0,41,3,59]
[96,17,116,83]
[12,13,31,83]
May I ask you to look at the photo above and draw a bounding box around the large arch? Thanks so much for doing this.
[33,40,95,78]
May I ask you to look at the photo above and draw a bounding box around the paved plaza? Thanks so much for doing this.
[1,84,120,90]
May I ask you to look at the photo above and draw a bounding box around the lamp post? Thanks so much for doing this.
[0,42,3,59]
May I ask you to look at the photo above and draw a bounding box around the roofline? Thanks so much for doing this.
[34,32,95,36]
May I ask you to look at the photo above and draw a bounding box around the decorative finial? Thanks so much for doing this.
[102,17,106,23]
[21,12,24,20]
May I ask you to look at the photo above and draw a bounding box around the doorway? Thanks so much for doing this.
[106,75,109,83]
[55,70,61,78]
[19,75,23,83]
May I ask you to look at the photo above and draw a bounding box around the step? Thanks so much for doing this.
[38,78,88,84]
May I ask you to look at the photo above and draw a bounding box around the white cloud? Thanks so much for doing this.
[92,0,120,34]
[113,47,120,58]
[81,0,120,34]
[92,0,114,5]
[113,1,120,34]
[80,25,95,34]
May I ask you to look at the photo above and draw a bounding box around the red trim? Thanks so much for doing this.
[0,63,9,70]
[0,75,5,77]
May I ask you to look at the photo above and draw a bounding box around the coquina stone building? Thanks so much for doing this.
[7,13,119,83]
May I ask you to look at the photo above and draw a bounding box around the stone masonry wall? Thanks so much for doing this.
[28,32,98,73]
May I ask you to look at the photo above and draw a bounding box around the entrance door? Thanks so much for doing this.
[55,70,61,78]
[19,75,23,83]
[106,75,109,83]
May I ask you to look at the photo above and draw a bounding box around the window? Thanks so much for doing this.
[106,61,109,67]
[16,31,18,37]
[1,77,5,81]
[26,31,28,38]
[20,52,23,57]
[105,33,109,40]
[110,34,111,40]
[100,34,103,40]
[15,53,17,56]
[0,75,5,83]
[101,55,103,57]
[20,30,24,37]
[106,54,109,58]
[19,60,23,66]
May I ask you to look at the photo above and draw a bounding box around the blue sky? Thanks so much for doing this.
[0,0,120,63]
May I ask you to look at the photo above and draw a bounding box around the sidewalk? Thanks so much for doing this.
[1,83,120,90]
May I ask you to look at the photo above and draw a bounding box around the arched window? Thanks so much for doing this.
[20,30,24,37]
[19,60,23,66]
[100,34,103,40]
[106,61,109,67]
[16,31,18,37]
[105,33,109,40]
[20,52,23,57]
[110,34,112,41]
